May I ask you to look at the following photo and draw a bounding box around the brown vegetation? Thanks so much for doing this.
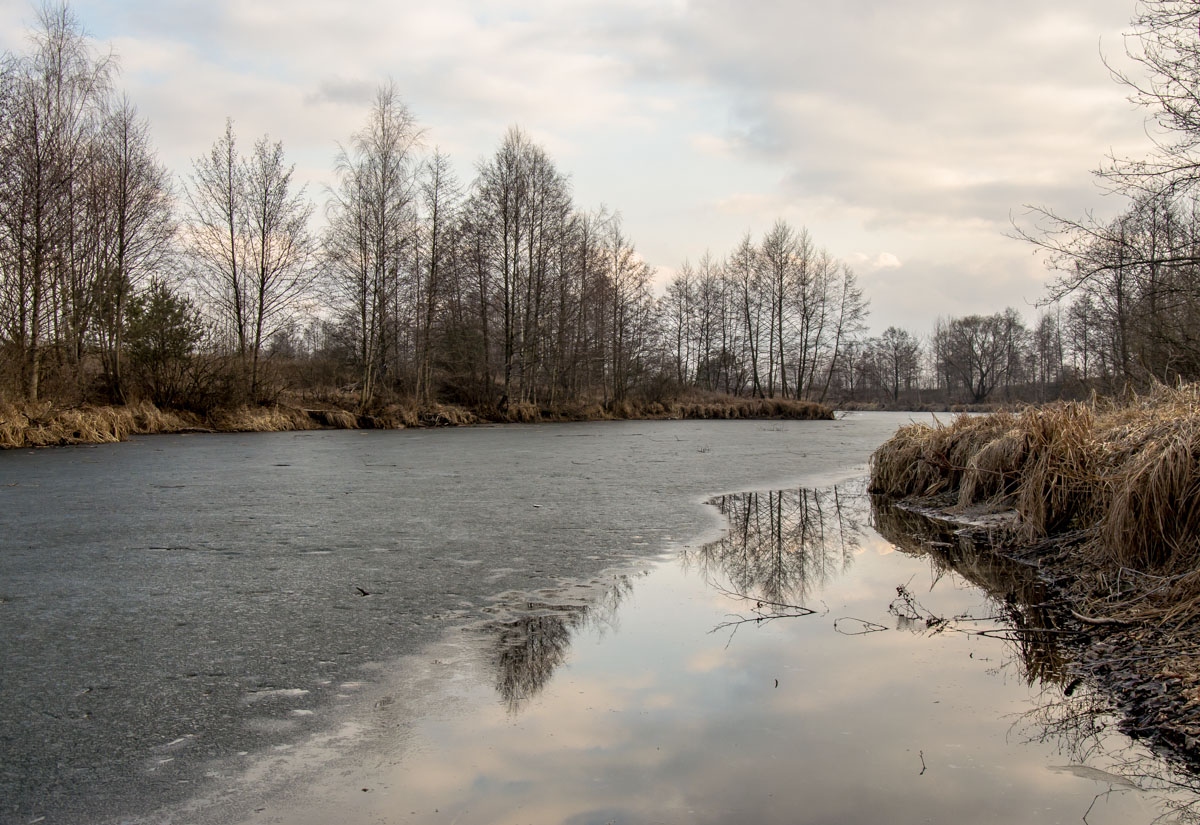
[0,392,833,449]
[869,385,1200,587]
[868,385,1200,763]
[0,399,201,448]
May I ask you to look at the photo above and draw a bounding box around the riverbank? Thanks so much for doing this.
[867,383,1200,766]
[0,394,833,449]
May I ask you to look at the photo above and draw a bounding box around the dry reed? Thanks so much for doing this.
[209,405,320,433]
[869,383,1200,623]
[1,391,833,450]
[0,400,200,448]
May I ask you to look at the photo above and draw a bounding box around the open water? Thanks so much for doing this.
[1,414,1196,824]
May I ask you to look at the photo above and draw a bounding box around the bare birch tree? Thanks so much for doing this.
[0,1,111,400]
[325,81,421,409]
[186,119,246,365]
[241,134,315,398]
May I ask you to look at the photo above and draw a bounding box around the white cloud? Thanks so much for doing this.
[850,252,902,271]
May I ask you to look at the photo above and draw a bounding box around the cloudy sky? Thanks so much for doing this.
[0,0,1157,334]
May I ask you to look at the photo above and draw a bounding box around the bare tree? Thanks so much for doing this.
[186,121,314,399]
[934,311,1028,403]
[325,81,421,409]
[815,262,869,403]
[1102,0,1200,195]
[89,97,174,401]
[186,119,246,365]
[728,232,764,397]
[414,148,459,404]
[0,1,111,400]
[602,213,653,404]
[473,126,576,406]
[868,326,922,404]
[759,220,800,398]
[241,134,315,398]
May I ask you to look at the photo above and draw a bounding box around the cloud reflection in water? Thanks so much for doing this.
[259,484,1200,825]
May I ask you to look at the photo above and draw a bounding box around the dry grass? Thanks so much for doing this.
[0,399,200,448]
[869,383,1200,623]
[1,391,833,450]
[869,412,1018,500]
[208,405,321,433]
[303,408,360,429]
[660,396,834,421]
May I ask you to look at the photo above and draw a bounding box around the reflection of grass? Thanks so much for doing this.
[872,497,1068,686]
[871,490,1200,812]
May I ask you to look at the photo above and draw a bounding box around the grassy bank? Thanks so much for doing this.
[868,384,1200,763]
[869,384,1200,588]
[0,394,833,449]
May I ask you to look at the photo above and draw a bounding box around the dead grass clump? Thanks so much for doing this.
[958,426,1029,507]
[418,403,478,427]
[867,421,937,498]
[665,396,833,421]
[389,405,420,428]
[941,412,1015,494]
[1098,410,1200,573]
[0,400,203,447]
[0,400,42,448]
[871,384,1200,582]
[503,400,540,423]
[125,400,196,434]
[304,408,360,429]
[1012,403,1097,539]
[211,405,319,433]
[605,399,633,420]
[869,413,1007,500]
[871,405,1103,535]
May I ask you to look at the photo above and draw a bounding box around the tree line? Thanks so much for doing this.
[0,5,878,414]
[1016,0,1200,396]
[5,2,1198,417]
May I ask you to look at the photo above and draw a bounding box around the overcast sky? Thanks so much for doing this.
[0,0,1158,334]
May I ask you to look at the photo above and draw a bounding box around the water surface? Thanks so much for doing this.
[3,414,1196,824]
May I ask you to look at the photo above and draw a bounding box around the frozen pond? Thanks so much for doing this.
[1,415,1197,824]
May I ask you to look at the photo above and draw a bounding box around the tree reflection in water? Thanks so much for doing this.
[478,575,636,712]
[471,485,1200,821]
[681,485,863,607]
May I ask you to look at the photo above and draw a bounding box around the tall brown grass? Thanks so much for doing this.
[1,391,834,450]
[208,405,320,433]
[0,399,199,448]
[869,384,1200,602]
